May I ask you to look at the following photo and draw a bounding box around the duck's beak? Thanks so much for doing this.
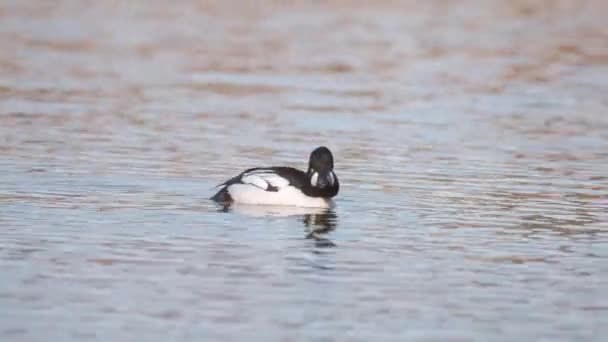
[315,171,334,189]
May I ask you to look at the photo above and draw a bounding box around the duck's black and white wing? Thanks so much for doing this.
[238,168,292,191]
[211,168,294,202]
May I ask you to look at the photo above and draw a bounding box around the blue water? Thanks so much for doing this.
[1,1,607,341]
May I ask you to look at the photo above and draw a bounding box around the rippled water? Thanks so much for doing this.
[1,1,608,340]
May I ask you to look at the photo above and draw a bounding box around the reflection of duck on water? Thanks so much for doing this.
[220,205,338,246]
[221,204,327,217]
[303,209,337,247]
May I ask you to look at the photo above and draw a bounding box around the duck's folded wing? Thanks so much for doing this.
[240,169,291,192]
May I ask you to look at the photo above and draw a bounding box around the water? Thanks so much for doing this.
[1,1,608,340]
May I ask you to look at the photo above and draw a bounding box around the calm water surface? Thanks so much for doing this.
[1,1,608,341]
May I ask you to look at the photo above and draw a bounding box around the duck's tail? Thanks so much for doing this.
[210,186,232,203]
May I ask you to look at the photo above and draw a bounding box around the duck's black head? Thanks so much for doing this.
[306,146,339,197]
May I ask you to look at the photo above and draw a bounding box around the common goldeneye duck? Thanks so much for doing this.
[211,146,340,208]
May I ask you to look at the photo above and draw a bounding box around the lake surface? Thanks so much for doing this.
[1,1,607,341]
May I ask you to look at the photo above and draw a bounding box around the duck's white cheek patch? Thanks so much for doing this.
[310,172,318,186]
[328,172,335,186]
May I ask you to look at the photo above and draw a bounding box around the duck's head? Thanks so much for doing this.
[307,146,338,190]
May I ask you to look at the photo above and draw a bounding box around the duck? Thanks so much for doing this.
[211,146,339,207]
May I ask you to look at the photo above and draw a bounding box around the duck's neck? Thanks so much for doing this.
[301,180,339,199]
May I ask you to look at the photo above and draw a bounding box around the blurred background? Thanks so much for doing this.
[1,0,607,341]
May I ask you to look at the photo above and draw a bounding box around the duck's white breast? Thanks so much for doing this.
[227,184,331,208]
